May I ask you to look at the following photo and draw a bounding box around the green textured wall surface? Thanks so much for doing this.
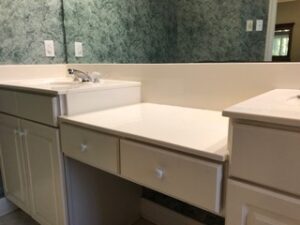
[64,0,177,63]
[64,0,269,63]
[0,0,66,64]
[176,0,269,62]
[0,0,269,64]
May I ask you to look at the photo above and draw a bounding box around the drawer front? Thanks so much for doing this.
[226,180,300,225]
[16,92,59,126]
[120,140,223,213]
[61,124,119,174]
[230,123,300,196]
[0,89,17,115]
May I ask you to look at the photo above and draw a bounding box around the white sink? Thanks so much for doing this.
[223,89,300,127]
[0,77,142,116]
[286,95,300,106]
[1,77,140,95]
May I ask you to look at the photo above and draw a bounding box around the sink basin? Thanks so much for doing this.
[9,77,77,86]
[48,81,84,90]
[286,95,300,106]
[50,81,79,86]
[4,78,136,93]
[0,77,142,116]
[223,89,300,128]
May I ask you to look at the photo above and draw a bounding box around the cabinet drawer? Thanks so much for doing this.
[230,123,300,196]
[16,92,59,126]
[61,124,119,174]
[120,140,223,214]
[226,180,300,225]
[0,89,17,115]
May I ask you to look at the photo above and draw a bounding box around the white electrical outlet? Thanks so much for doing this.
[246,20,254,32]
[256,19,264,31]
[75,42,83,57]
[44,40,55,57]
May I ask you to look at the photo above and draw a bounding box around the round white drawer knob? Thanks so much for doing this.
[155,168,165,179]
[80,144,88,152]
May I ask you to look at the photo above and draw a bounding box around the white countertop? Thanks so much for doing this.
[0,77,140,95]
[223,89,300,127]
[60,103,229,162]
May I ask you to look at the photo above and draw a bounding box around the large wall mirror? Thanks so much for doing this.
[62,0,300,63]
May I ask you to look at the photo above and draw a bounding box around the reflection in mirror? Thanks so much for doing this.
[63,0,270,63]
[62,0,300,63]
[273,0,300,62]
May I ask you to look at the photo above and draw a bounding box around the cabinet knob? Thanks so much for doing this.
[80,144,88,152]
[155,167,165,179]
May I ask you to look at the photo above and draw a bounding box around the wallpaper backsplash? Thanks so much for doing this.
[65,0,269,63]
[0,0,66,64]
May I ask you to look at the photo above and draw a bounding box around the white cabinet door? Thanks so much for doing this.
[0,114,29,213]
[22,120,66,225]
[226,180,300,225]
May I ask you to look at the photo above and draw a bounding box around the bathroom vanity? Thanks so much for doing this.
[3,75,300,225]
[0,78,141,225]
[223,89,300,225]
[59,103,229,225]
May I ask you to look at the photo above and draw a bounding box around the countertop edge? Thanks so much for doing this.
[223,110,300,128]
[59,117,228,163]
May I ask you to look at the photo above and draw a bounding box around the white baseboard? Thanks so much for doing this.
[141,198,205,225]
[0,197,17,217]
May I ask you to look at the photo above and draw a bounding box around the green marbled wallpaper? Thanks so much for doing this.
[0,0,66,64]
[0,0,269,64]
[64,0,177,63]
[64,0,269,63]
[176,0,269,62]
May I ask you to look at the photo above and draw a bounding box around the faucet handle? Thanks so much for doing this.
[68,68,75,75]
[89,72,103,83]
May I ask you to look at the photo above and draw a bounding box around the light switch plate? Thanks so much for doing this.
[256,19,264,31]
[75,42,83,57]
[246,20,254,32]
[44,40,55,57]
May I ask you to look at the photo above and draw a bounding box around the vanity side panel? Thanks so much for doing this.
[64,157,142,225]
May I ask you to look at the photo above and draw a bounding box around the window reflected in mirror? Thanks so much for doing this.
[272,23,294,61]
[274,0,300,62]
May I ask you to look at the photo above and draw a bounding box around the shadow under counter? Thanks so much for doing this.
[64,157,224,225]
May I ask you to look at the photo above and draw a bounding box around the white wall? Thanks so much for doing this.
[0,65,66,81]
[68,63,300,110]
[1,63,300,111]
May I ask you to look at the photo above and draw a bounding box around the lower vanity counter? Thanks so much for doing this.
[59,103,229,225]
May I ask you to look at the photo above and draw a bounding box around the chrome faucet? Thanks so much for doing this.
[68,69,92,82]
